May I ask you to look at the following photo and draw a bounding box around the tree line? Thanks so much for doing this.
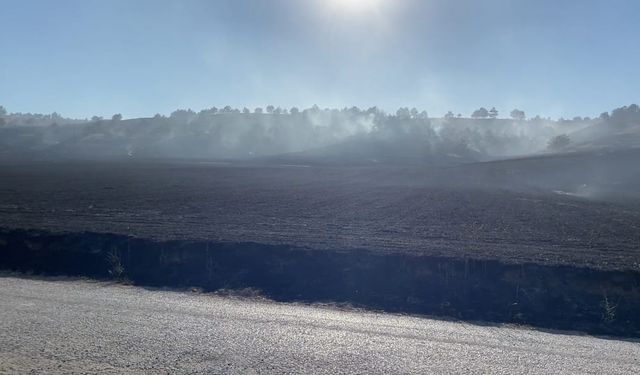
[3,103,638,127]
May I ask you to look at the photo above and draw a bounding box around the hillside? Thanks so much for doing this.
[0,106,608,163]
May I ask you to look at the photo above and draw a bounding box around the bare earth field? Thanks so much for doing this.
[0,159,639,270]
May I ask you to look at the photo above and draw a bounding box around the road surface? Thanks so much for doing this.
[1,276,638,374]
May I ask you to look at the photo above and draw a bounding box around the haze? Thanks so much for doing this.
[1,0,639,119]
[2,2,640,373]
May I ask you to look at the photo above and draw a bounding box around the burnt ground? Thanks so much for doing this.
[2,158,640,336]
[0,158,639,271]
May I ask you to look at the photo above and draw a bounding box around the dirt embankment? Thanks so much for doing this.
[1,228,639,338]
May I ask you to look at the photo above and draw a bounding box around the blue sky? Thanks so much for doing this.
[1,0,638,119]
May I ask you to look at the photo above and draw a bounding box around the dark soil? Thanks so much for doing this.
[0,160,639,270]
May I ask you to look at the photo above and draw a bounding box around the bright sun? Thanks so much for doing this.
[328,0,382,12]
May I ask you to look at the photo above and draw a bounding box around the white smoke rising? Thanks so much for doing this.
[0,104,634,163]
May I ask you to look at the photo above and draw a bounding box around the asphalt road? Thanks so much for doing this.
[1,276,638,374]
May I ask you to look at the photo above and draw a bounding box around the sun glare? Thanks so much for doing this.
[328,0,382,12]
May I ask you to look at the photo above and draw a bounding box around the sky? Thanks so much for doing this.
[1,0,639,119]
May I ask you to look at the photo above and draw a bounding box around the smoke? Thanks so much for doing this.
[0,105,633,164]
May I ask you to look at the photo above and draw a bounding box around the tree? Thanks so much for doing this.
[610,104,640,125]
[254,107,264,114]
[599,111,610,121]
[266,105,275,114]
[396,107,411,119]
[170,109,196,123]
[510,109,525,120]
[489,107,498,119]
[91,116,103,122]
[471,107,489,119]
[290,107,300,115]
[111,113,123,121]
[198,107,218,116]
[309,104,321,114]
[0,105,6,127]
[365,106,380,116]
[242,107,250,114]
[444,111,455,119]
[547,134,571,151]
[348,106,361,115]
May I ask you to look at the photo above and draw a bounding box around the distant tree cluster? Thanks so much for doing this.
[510,109,526,120]
[599,104,640,126]
[1,102,638,161]
[471,107,489,119]
[0,106,83,127]
[4,102,636,129]
[0,105,6,127]
[469,107,527,120]
[547,134,571,151]
[469,107,498,119]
